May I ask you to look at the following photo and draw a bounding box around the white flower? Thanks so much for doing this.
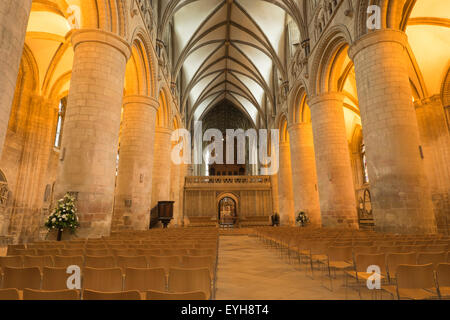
[62,214,67,219]
[52,218,56,222]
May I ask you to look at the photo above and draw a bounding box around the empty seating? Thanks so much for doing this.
[146,290,207,300]
[83,289,141,300]
[85,248,110,256]
[42,267,73,290]
[2,267,41,290]
[0,288,20,300]
[116,256,147,273]
[417,252,447,269]
[147,256,181,273]
[0,256,23,271]
[83,267,123,292]
[23,289,80,300]
[53,255,84,269]
[60,248,85,256]
[168,268,211,300]
[37,248,60,256]
[84,255,116,268]
[436,263,450,298]
[395,264,438,300]
[23,255,54,271]
[124,267,166,292]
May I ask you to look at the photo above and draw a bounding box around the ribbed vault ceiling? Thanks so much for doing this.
[159,0,303,127]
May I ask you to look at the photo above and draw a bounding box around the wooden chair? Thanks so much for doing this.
[23,255,54,272]
[6,245,25,256]
[2,267,41,290]
[436,263,450,299]
[146,290,206,300]
[53,255,84,269]
[37,248,60,256]
[161,249,189,256]
[23,288,80,300]
[84,255,116,268]
[85,248,110,256]
[168,267,211,300]
[136,248,162,257]
[124,267,166,292]
[147,255,182,274]
[112,248,136,257]
[0,256,23,271]
[83,289,141,300]
[417,252,447,270]
[383,252,417,298]
[42,267,73,290]
[60,248,85,256]
[82,267,123,292]
[15,249,37,256]
[325,246,354,291]
[0,288,20,300]
[345,253,387,299]
[115,256,147,273]
[395,264,438,300]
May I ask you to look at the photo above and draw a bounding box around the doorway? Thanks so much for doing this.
[218,197,237,226]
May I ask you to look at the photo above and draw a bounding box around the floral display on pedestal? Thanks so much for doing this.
[44,193,80,241]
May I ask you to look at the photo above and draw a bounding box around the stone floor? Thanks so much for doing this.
[215,235,391,300]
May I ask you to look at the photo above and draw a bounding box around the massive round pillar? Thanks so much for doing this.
[288,123,321,226]
[113,95,159,231]
[277,142,295,225]
[349,30,436,234]
[0,0,33,157]
[309,93,358,229]
[55,29,131,238]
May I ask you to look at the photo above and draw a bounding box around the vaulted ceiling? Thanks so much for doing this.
[159,0,303,128]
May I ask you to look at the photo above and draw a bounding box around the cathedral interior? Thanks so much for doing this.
[0,0,449,301]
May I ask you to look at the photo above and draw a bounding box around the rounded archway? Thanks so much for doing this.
[216,192,239,226]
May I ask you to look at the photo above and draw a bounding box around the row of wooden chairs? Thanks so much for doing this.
[0,255,216,277]
[7,247,217,257]
[0,288,206,300]
[0,266,213,299]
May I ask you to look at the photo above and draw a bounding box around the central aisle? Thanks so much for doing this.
[215,235,361,300]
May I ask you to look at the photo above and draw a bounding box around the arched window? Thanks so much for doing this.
[54,98,66,148]
[361,143,369,184]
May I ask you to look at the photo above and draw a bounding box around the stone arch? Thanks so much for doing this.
[309,25,352,95]
[276,113,289,144]
[156,86,172,129]
[216,192,240,219]
[288,84,311,126]
[128,27,158,98]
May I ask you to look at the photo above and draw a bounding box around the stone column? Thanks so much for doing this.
[288,123,321,226]
[113,95,159,231]
[349,30,436,234]
[0,0,33,157]
[151,127,173,208]
[55,29,131,238]
[309,93,358,228]
[277,142,295,225]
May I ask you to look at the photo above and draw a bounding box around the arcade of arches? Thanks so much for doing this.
[0,0,449,247]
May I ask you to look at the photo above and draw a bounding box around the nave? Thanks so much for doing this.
[1,227,450,300]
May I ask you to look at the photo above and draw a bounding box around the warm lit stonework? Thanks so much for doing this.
[0,0,449,302]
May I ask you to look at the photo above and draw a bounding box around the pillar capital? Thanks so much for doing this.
[308,92,345,107]
[123,95,159,112]
[348,29,408,61]
[71,29,131,60]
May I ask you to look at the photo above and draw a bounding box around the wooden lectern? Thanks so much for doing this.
[157,201,174,228]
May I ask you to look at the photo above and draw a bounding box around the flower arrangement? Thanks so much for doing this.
[45,193,79,239]
[296,211,310,227]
